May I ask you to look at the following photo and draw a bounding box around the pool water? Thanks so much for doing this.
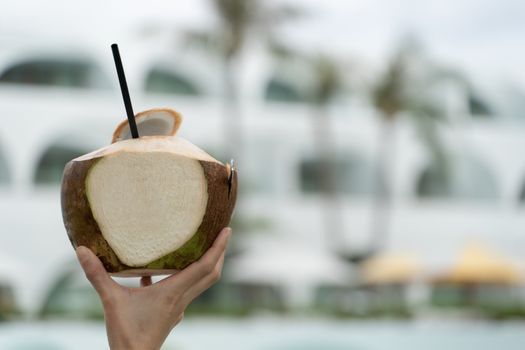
[1,317,524,350]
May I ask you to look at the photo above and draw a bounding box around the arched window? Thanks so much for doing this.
[416,155,498,200]
[299,153,378,196]
[518,181,525,204]
[39,265,103,319]
[0,59,110,89]
[0,146,9,185]
[468,92,492,117]
[145,68,200,96]
[264,78,306,103]
[34,144,88,185]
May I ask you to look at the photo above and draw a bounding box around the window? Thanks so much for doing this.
[145,68,200,96]
[0,59,110,89]
[468,92,492,117]
[0,147,9,185]
[264,78,306,103]
[519,182,525,204]
[39,267,103,319]
[299,153,378,196]
[0,282,17,317]
[416,155,498,200]
[34,144,88,185]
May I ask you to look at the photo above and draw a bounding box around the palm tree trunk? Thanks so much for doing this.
[370,116,397,253]
[312,105,344,252]
[223,57,243,165]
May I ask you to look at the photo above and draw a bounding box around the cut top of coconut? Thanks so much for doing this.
[112,108,183,143]
[75,136,221,165]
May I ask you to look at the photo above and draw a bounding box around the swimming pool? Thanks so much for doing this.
[1,317,524,350]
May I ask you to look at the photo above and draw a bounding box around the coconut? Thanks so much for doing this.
[61,108,237,276]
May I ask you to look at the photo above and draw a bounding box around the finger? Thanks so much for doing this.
[159,227,231,290]
[177,227,231,285]
[76,246,117,299]
[140,276,152,287]
[183,250,226,303]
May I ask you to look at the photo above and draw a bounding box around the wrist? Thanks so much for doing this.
[108,330,164,350]
[109,338,160,350]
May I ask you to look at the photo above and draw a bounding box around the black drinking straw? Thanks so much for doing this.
[111,43,139,139]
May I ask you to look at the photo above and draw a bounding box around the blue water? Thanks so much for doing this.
[1,318,524,350]
[169,317,525,350]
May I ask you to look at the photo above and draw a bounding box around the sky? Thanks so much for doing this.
[0,0,524,87]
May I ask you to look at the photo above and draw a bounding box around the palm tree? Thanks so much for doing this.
[370,39,449,253]
[185,0,299,163]
[308,55,345,252]
[267,47,346,253]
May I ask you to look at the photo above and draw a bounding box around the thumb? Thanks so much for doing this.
[76,246,116,299]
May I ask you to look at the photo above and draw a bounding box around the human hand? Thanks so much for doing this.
[75,227,232,350]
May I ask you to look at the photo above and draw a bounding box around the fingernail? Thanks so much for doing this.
[221,227,232,243]
[75,246,89,264]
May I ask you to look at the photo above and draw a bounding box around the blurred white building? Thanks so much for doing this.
[1,38,525,312]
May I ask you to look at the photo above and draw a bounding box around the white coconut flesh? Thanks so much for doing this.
[82,137,220,267]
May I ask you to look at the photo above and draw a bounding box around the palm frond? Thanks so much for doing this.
[182,29,222,51]
[267,38,295,60]
[372,53,407,118]
[311,55,341,105]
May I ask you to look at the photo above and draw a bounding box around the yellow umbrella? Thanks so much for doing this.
[433,242,522,285]
[361,252,420,285]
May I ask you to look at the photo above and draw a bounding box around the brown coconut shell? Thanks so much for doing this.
[61,156,237,276]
